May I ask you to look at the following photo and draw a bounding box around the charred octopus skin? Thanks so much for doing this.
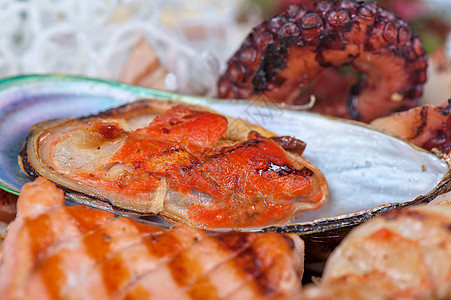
[217,1,428,123]
[371,99,451,154]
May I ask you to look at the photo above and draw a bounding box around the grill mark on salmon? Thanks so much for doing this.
[222,239,273,299]
[40,255,65,300]
[28,209,114,298]
[112,226,210,299]
[165,233,230,299]
[170,233,258,300]
[225,232,303,299]
[82,217,167,297]
[0,178,304,300]
[30,209,162,298]
[33,212,118,299]
[2,197,111,297]
[64,205,115,233]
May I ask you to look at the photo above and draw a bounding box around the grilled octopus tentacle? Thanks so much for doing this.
[371,99,451,153]
[217,1,428,123]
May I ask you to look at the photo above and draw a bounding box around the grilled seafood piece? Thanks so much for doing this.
[371,99,451,154]
[217,1,427,123]
[0,190,17,244]
[19,99,328,229]
[300,204,451,299]
[0,177,304,300]
[0,189,17,224]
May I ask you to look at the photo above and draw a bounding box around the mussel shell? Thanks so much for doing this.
[1,74,451,264]
[19,98,327,227]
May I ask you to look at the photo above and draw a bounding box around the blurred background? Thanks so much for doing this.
[0,0,449,99]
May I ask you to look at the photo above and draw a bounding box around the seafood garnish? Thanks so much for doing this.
[217,1,427,123]
[300,204,451,299]
[19,99,328,229]
[0,177,304,299]
[371,99,451,154]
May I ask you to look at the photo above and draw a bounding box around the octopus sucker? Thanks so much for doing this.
[217,1,428,123]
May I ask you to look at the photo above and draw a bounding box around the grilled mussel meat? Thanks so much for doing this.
[19,99,328,229]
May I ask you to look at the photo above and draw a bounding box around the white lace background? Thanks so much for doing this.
[0,0,449,97]
[0,0,262,96]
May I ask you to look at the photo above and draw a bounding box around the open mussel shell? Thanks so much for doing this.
[2,75,451,263]
[19,98,329,227]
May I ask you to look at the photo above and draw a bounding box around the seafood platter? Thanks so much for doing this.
[1,0,451,299]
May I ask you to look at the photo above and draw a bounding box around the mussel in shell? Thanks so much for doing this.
[0,74,449,263]
[19,99,328,229]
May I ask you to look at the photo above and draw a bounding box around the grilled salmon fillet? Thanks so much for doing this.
[0,177,304,299]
